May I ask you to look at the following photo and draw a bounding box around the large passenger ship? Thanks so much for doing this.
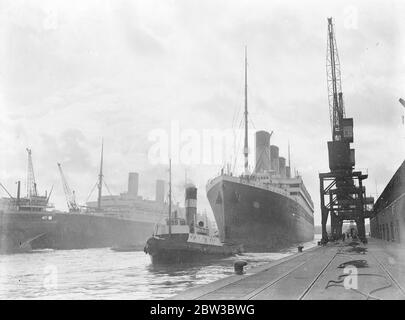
[206,49,314,251]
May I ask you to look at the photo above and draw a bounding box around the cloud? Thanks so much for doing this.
[0,0,404,223]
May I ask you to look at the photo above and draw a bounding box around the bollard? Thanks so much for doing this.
[234,260,247,275]
[298,245,304,252]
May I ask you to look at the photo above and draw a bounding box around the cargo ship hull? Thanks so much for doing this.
[0,211,156,253]
[0,212,56,253]
[207,177,314,252]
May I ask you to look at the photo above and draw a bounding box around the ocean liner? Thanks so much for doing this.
[206,49,314,251]
[0,147,179,253]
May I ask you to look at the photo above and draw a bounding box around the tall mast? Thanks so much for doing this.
[97,139,104,210]
[168,158,172,236]
[16,181,21,207]
[243,46,249,175]
[288,141,291,168]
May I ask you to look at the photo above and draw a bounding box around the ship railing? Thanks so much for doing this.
[207,174,292,199]
[166,217,186,226]
[241,179,291,197]
[156,223,189,235]
[219,174,293,198]
[195,225,209,235]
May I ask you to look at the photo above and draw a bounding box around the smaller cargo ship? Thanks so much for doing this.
[144,161,242,264]
[0,147,179,253]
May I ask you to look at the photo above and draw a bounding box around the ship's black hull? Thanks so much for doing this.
[207,177,314,252]
[144,235,241,264]
[0,211,156,254]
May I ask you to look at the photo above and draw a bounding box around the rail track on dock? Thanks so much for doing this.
[192,246,339,300]
[172,239,405,300]
[242,250,338,300]
[368,250,405,297]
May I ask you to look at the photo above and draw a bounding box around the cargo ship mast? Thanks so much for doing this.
[243,46,249,175]
[168,158,172,236]
[97,140,104,210]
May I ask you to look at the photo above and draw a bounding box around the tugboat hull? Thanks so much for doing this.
[144,236,242,264]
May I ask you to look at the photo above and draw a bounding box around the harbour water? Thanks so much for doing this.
[0,235,320,300]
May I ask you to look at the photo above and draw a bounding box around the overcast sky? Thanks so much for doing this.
[0,0,404,225]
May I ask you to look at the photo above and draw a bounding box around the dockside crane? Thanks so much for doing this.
[26,148,38,197]
[319,18,373,244]
[399,98,405,109]
[57,163,79,212]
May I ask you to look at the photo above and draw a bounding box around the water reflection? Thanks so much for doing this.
[0,236,320,299]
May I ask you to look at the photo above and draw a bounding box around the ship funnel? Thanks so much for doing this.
[255,131,271,173]
[279,157,286,178]
[128,172,139,197]
[155,179,165,203]
[270,145,279,175]
[185,185,197,230]
[286,166,291,178]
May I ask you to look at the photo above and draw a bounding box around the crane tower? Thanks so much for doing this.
[319,18,374,244]
[26,148,38,197]
[57,163,79,212]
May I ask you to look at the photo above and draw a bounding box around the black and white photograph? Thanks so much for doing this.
[0,0,404,305]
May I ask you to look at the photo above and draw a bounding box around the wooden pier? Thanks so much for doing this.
[171,238,405,300]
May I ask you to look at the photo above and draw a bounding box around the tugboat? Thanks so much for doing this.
[144,160,242,264]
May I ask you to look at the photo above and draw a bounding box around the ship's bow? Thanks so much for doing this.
[206,176,226,242]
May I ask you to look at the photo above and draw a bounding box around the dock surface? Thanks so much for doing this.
[171,239,405,300]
